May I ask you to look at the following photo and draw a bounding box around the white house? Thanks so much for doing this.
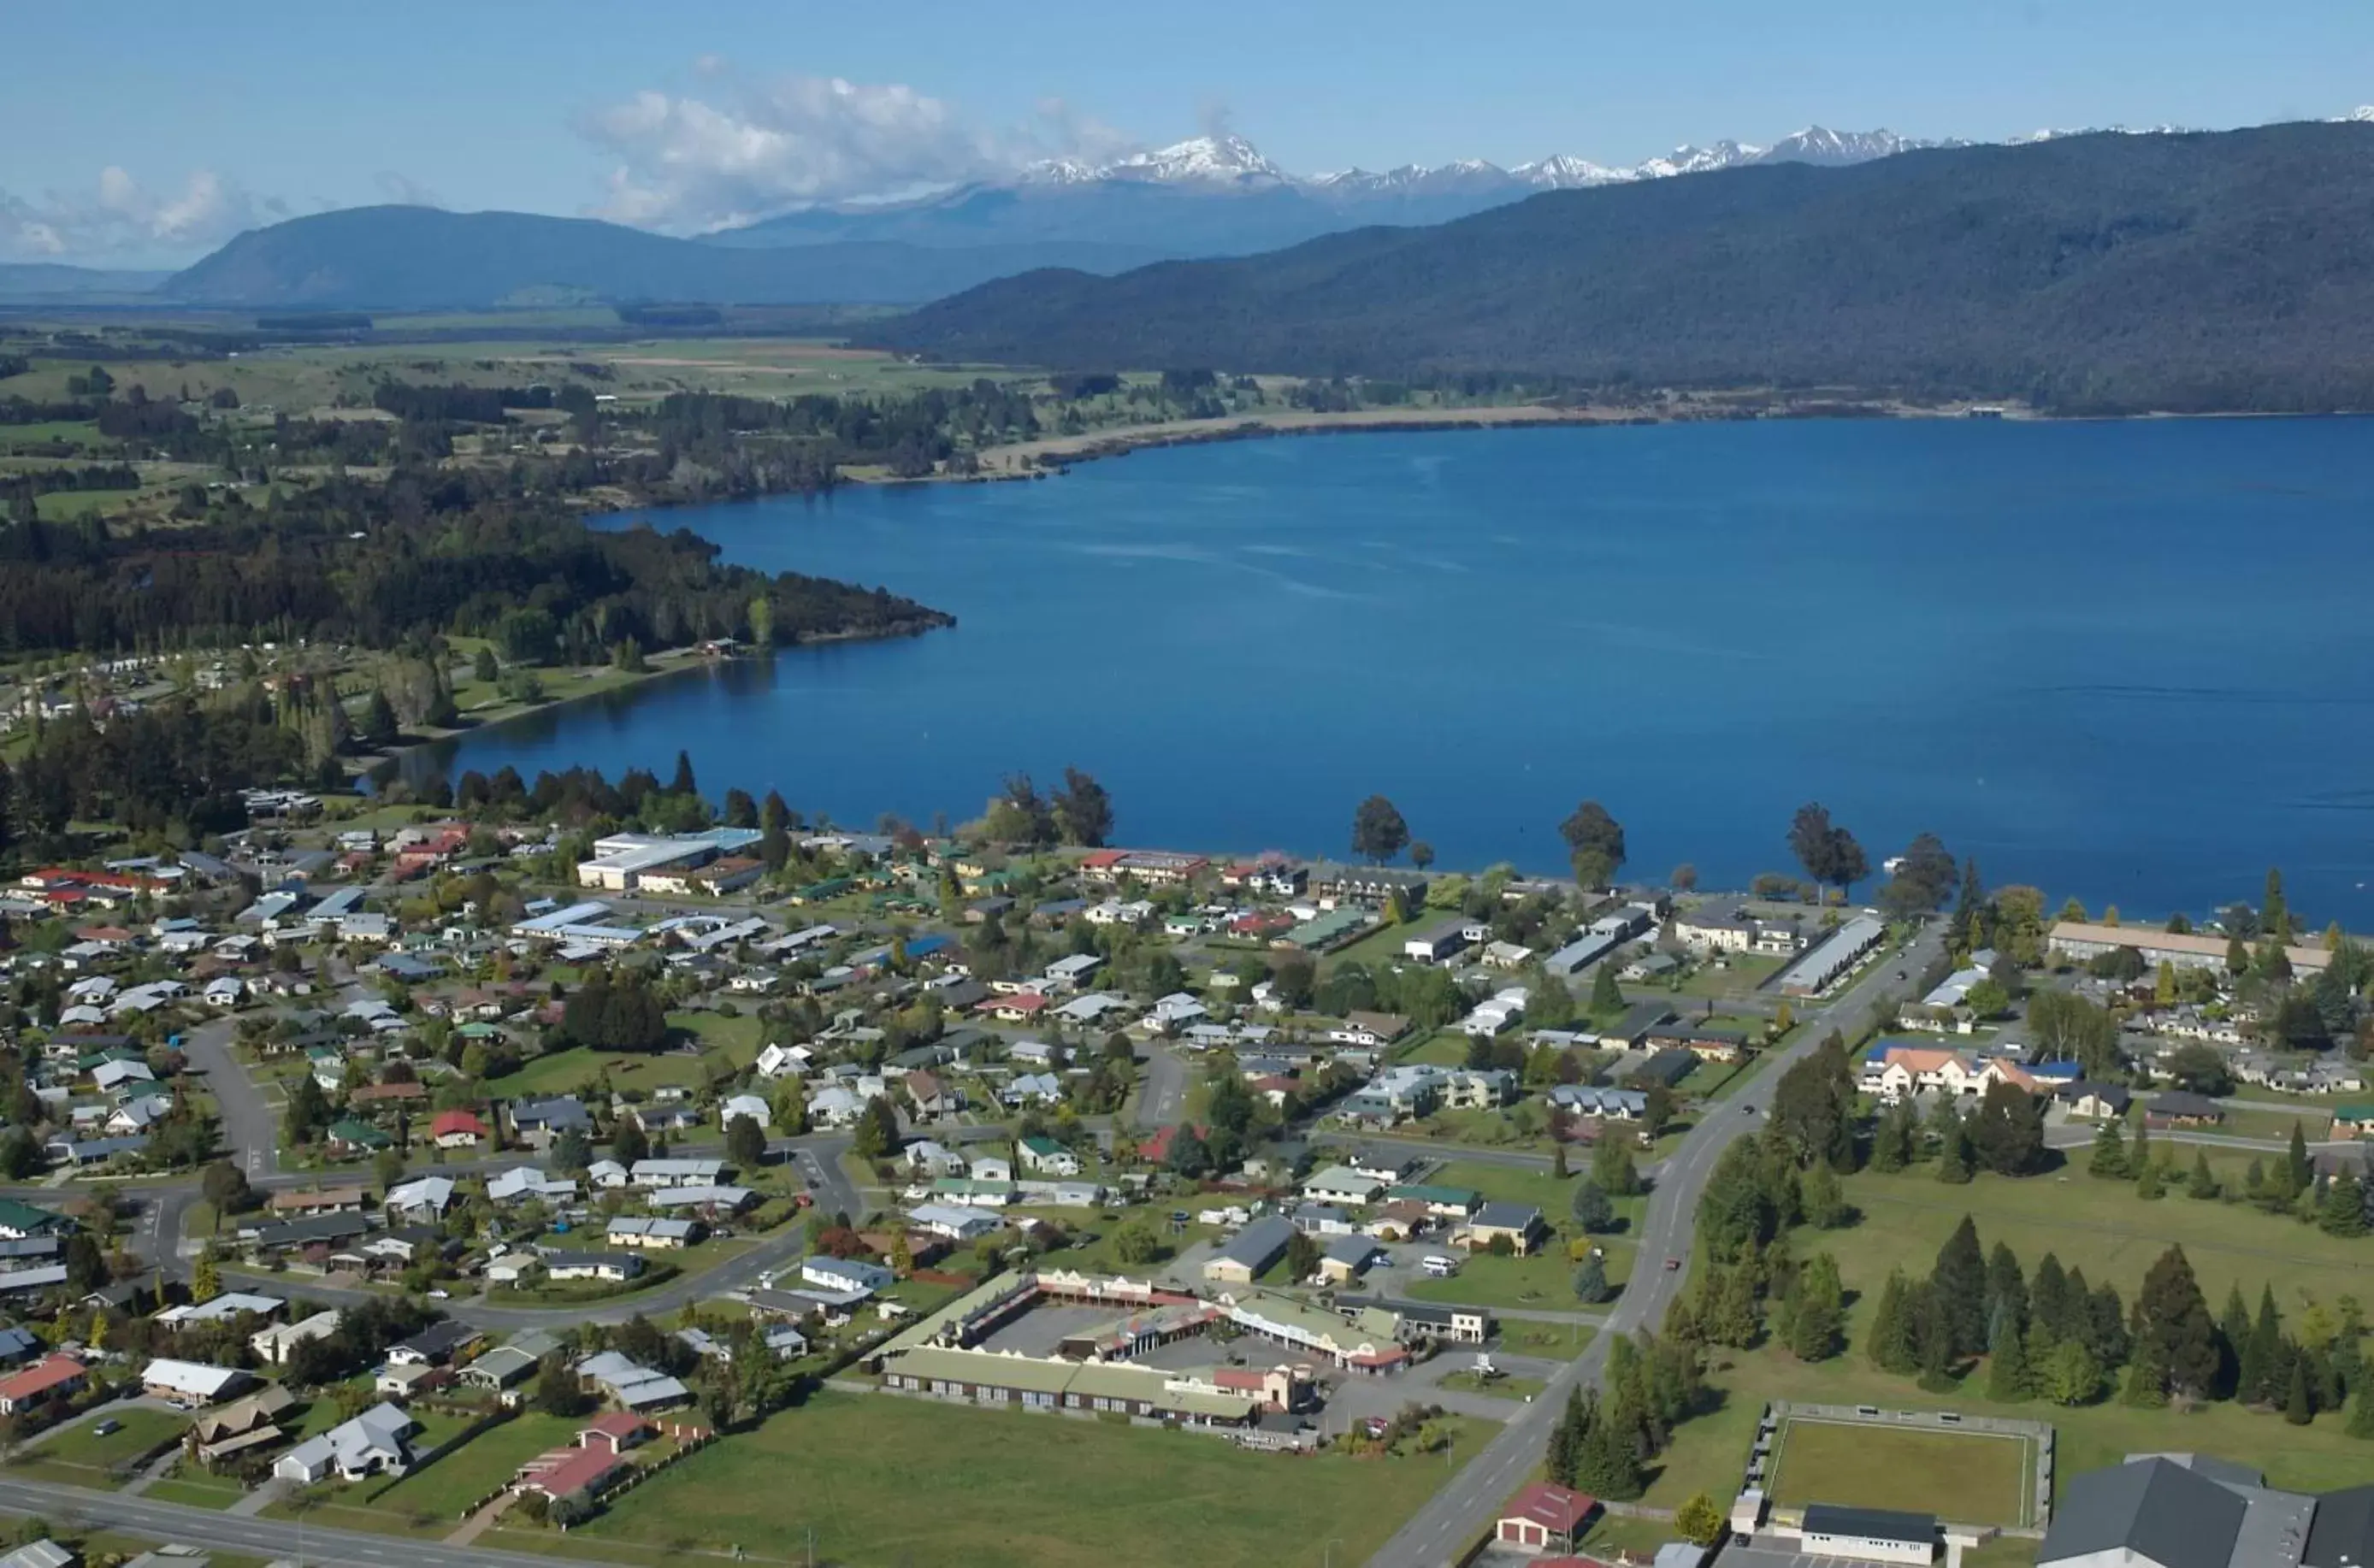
[275,1402,416,1483]
[719,1093,771,1130]
[1017,1136,1081,1176]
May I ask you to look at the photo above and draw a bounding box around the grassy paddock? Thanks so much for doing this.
[1767,1417,2031,1525]
[570,1389,1493,1568]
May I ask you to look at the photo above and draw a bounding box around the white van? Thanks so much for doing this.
[1420,1254,1460,1278]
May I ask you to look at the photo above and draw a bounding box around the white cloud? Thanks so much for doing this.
[0,167,272,263]
[374,170,446,208]
[581,66,1143,232]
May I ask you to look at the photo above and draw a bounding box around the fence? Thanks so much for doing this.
[1762,1400,2055,1535]
[363,1401,517,1505]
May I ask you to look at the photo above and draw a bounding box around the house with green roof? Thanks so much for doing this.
[325,1119,393,1155]
[0,1200,70,1240]
[1018,1135,1081,1176]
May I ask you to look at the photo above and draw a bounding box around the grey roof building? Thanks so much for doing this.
[2306,1484,2374,1568]
[2040,1455,2319,1568]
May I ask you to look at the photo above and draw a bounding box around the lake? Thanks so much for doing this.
[415,416,2374,922]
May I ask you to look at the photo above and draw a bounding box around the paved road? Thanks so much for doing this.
[0,1476,610,1568]
[1134,1043,1190,1130]
[1366,923,1947,1568]
[182,1013,281,1182]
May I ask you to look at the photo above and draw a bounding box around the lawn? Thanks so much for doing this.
[2217,1106,2334,1142]
[1494,1320,1597,1360]
[1438,1370,1546,1400]
[1767,1418,2031,1526]
[1431,1159,1575,1216]
[1639,1337,2374,1518]
[496,1040,734,1099]
[1830,1165,2371,1312]
[1406,1247,1619,1312]
[1399,1030,1473,1067]
[6,1406,186,1487]
[564,1390,1495,1568]
[369,1412,589,1522]
[1677,955,1786,997]
[1408,1107,1554,1152]
[145,1469,251,1509]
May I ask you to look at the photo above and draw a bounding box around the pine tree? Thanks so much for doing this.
[1573,1253,1609,1305]
[1545,1387,1583,1486]
[2135,1159,2165,1200]
[2349,1382,2374,1440]
[2288,1123,2315,1198]
[1936,1118,1975,1184]
[1786,1254,1845,1363]
[1987,1323,2032,1402]
[1710,1263,1763,1348]
[2129,1115,2151,1176]
[2241,1287,2282,1406]
[2217,1287,2252,1400]
[1916,1287,1960,1391]
[1985,1242,2028,1339]
[1590,962,1622,1015]
[191,1253,221,1305]
[2322,1168,2368,1238]
[1869,1098,1916,1172]
[2088,1118,2129,1178]
[1868,1270,1921,1375]
[1931,1215,1989,1358]
[2188,1152,2219,1200]
[2135,1245,2220,1401]
[2028,1253,2070,1350]
[2286,1354,2316,1425]
[1574,1397,1645,1500]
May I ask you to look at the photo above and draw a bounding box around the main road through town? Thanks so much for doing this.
[1365,919,1949,1568]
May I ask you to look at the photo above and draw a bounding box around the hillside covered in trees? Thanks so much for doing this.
[872,121,2374,414]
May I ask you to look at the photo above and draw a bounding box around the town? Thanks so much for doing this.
[0,774,2358,1568]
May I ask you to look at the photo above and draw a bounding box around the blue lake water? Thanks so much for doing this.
[419,417,2374,922]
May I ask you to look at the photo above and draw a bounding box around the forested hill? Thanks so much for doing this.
[871,121,2374,414]
[161,206,1161,309]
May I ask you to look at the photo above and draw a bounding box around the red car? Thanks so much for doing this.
[1663,1258,1681,1271]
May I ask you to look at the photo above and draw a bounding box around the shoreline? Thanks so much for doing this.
[363,614,952,782]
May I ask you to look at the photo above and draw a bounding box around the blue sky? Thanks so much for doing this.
[4,0,2369,265]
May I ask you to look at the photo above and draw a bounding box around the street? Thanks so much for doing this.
[1364,922,1947,1568]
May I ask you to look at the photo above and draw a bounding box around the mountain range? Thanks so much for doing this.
[18,104,2374,312]
[700,125,1965,256]
[869,121,2374,416]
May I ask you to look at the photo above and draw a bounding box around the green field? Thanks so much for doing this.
[1829,1166,2371,1312]
[1407,1246,1625,1312]
[368,1412,589,1522]
[1431,1158,1575,1216]
[1494,1320,1597,1359]
[1768,1418,2031,1526]
[564,1390,1493,1568]
[6,1406,186,1487]
[1438,1370,1546,1400]
[494,1011,763,1098]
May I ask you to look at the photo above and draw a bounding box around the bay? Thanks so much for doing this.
[413,417,2374,921]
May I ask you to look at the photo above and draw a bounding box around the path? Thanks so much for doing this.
[446,1491,517,1546]
[119,1446,181,1497]
[1366,922,1948,1568]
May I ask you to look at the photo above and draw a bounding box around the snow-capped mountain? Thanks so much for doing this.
[1028,134,1287,187]
[2336,106,2374,124]
[1021,124,1964,200]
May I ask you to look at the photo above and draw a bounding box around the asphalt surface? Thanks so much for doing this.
[182,1012,282,1182]
[1134,1043,1189,1130]
[1364,922,1949,1568]
[0,1476,610,1568]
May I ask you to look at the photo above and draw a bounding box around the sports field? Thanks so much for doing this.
[1767,1417,2033,1527]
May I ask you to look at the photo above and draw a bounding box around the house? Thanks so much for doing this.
[510,1096,594,1148]
[1463,1203,1546,1255]
[275,1402,417,1483]
[1497,1483,1598,1553]
[2146,1091,2226,1129]
[1204,1214,1296,1284]
[574,1351,691,1412]
[1777,916,1887,996]
[1674,903,1759,953]
[429,1109,487,1148]
[143,1358,253,1407]
[189,1383,299,1465]
[719,1093,771,1130]
[0,1200,69,1241]
[1018,1135,1081,1176]
[252,1309,342,1365]
[326,1118,393,1156]
[487,1166,577,1204]
[631,1158,724,1188]
[544,1252,646,1283]
[1318,1233,1379,1283]
[1334,1011,1411,1047]
[0,1353,87,1415]
[387,1320,484,1369]
[2049,920,2334,976]
[1798,1504,1938,1565]
[1402,918,1469,964]
[904,1070,959,1117]
[0,1542,76,1568]
[607,1217,700,1251]
[803,1256,895,1294]
[384,1176,458,1221]
[2335,1105,2374,1141]
[2054,1081,2135,1121]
